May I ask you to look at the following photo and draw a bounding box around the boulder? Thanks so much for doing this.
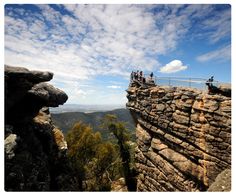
[28,83,68,107]
[5,65,68,124]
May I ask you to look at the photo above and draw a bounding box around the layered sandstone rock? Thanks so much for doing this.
[111,178,128,192]
[5,65,72,191]
[126,81,231,191]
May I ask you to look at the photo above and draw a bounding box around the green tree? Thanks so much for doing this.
[101,114,137,191]
[66,122,102,190]
[88,142,122,191]
[66,121,121,191]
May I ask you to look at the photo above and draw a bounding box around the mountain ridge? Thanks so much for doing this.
[50,104,125,113]
[51,108,135,140]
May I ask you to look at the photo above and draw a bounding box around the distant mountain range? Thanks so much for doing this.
[51,108,136,141]
[50,104,126,113]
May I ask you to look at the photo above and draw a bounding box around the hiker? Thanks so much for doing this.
[206,76,214,88]
[142,76,146,83]
[130,71,134,81]
[150,72,153,79]
[137,70,140,81]
[209,76,214,87]
[134,71,137,80]
[206,76,215,94]
[140,71,143,82]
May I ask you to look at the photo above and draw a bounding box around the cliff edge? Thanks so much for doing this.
[5,65,71,191]
[126,80,231,191]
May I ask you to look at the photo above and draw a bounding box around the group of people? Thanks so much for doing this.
[130,70,154,84]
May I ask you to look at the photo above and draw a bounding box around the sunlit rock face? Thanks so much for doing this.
[126,81,231,191]
[5,65,70,191]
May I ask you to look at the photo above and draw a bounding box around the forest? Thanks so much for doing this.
[64,114,137,191]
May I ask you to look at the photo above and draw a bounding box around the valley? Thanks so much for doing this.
[51,108,136,141]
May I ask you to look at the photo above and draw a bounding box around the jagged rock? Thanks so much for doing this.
[33,107,52,125]
[5,65,68,124]
[5,65,53,112]
[52,127,68,151]
[28,83,68,107]
[111,178,128,192]
[5,65,53,83]
[127,81,231,191]
[5,66,71,191]
[5,134,18,159]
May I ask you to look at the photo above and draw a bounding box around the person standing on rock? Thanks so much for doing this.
[206,76,214,88]
[150,72,153,79]
[130,71,134,81]
[137,70,140,81]
[209,76,214,87]
[134,71,137,80]
[140,71,143,82]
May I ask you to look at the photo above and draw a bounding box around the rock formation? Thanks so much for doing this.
[207,169,231,191]
[126,81,231,191]
[111,178,128,192]
[4,65,73,191]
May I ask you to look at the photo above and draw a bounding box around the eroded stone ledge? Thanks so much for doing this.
[127,81,231,191]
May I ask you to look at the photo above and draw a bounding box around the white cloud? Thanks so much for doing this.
[107,85,121,89]
[176,5,230,44]
[200,9,230,43]
[5,4,196,82]
[159,60,187,73]
[4,5,230,104]
[196,45,231,62]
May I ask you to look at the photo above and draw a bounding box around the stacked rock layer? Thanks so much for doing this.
[126,81,231,191]
[5,66,70,191]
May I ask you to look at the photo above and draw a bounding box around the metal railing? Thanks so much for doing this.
[142,74,220,90]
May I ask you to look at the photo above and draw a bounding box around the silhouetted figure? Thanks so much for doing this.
[205,76,231,97]
[143,77,146,83]
[206,76,214,88]
[134,71,137,80]
[137,70,140,81]
[209,76,214,87]
[140,71,143,82]
[130,71,134,81]
[150,72,153,79]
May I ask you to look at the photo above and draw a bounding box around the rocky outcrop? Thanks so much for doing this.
[111,178,128,192]
[5,65,72,191]
[126,81,231,191]
[208,169,231,191]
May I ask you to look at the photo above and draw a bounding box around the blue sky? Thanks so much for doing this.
[4,4,231,105]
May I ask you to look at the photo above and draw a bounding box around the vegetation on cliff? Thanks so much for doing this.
[100,114,137,191]
[65,115,136,191]
[4,65,136,192]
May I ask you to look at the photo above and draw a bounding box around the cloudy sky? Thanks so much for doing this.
[4,4,231,105]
